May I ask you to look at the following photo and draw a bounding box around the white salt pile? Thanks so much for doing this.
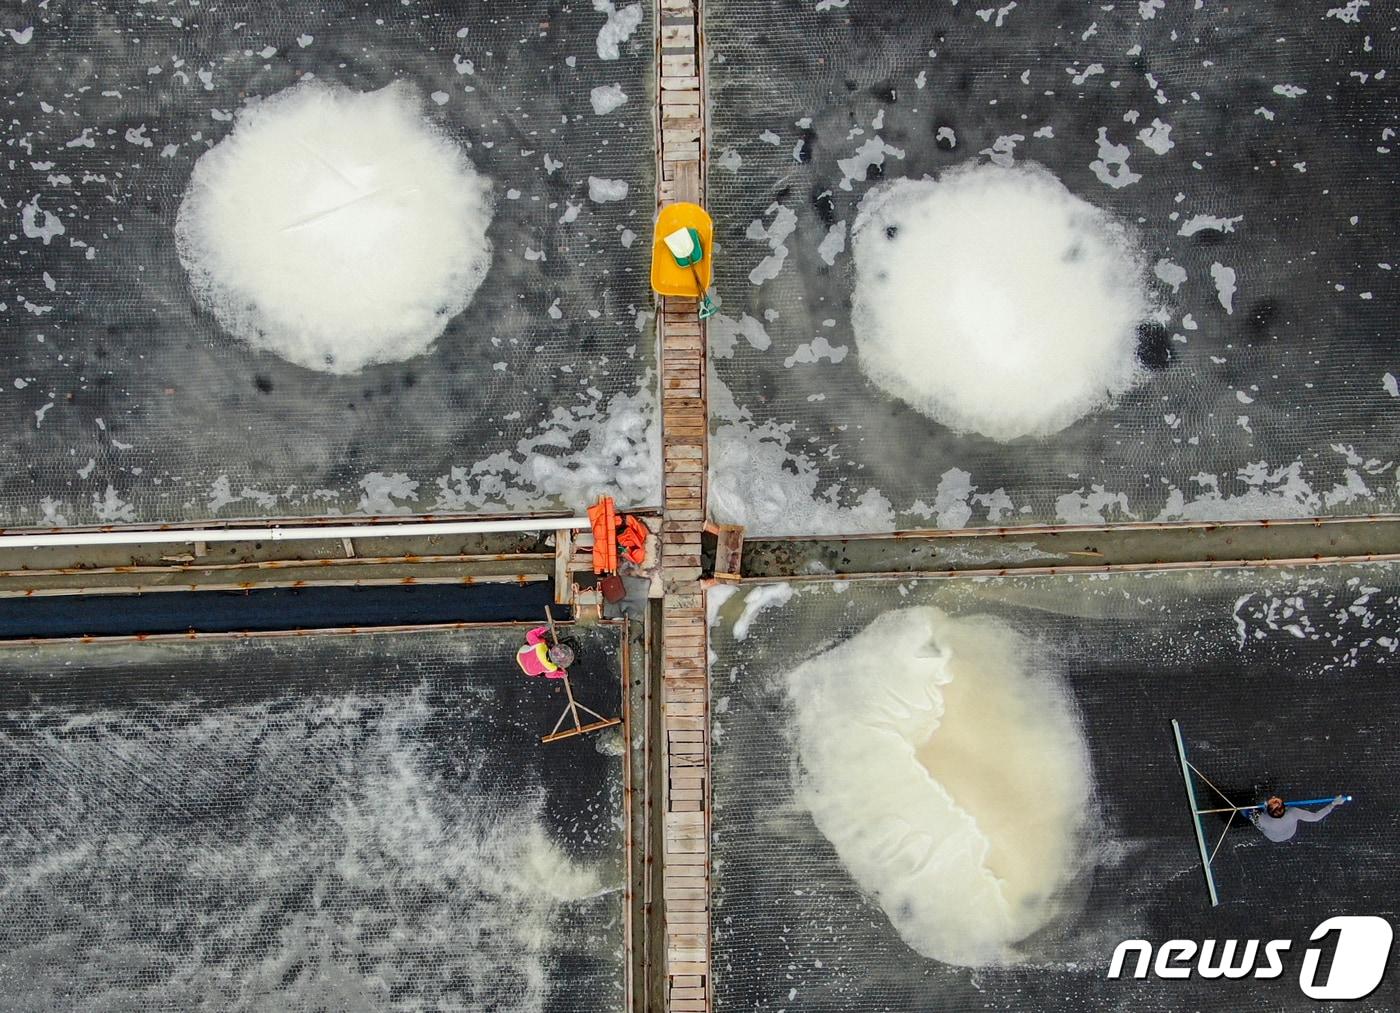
[787,606,1095,966]
[851,163,1152,441]
[175,81,493,374]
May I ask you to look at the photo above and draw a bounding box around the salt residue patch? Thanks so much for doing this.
[731,583,793,641]
[817,221,847,265]
[709,313,772,358]
[431,382,660,512]
[589,83,629,115]
[787,607,1094,967]
[851,164,1152,441]
[593,0,643,60]
[20,196,66,244]
[175,81,492,374]
[709,420,895,536]
[1210,261,1237,313]
[588,176,629,202]
[746,203,797,285]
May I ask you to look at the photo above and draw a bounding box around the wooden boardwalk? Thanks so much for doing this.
[656,0,711,1009]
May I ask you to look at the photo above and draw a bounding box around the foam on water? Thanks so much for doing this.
[0,684,617,1010]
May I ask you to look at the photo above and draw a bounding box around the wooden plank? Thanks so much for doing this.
[662,518,706,530]
[661,25,696,48]
[665,861,708,877]
[663,847,708,866]
[667,933,708,950]
[661,57,698,77]
[666,716,707,732]
[662,100,702,118]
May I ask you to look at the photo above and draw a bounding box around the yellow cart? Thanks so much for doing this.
[651,202,716,317]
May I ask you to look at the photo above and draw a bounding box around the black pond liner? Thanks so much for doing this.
[0,623,627,1010]
[705,0,1398,532]
[708,563,1400,1010]
[0,0,657,527]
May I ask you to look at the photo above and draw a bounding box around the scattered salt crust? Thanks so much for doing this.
[588,176,629,202]
[746,203,797,285]
[1210,262,1237,313]
[1154,258,1187,292]
[731,582,792,640]
[20,196,66,244]
[1089,126,1141,188]
[786,606,1094,967]
[817,221,847,265]
[593,0,643,60]
[1179,213,1242,236]
[174,81,493,374]
[708,313,772,358]
[1136,117,1174,154]
[709,422,895,536]
[589,82,628,115]
[851,164,1153,442]
[837,136,905,191]
[430,382,661,513]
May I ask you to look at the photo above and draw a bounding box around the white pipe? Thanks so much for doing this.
[0,517,591,550]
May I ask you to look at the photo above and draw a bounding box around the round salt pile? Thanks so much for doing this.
[851,163,1152,441]
[175,81,493,374]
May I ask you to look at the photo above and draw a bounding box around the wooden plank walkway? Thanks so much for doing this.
[656,0,711,1009]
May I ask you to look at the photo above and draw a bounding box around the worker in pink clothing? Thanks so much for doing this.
[516,627,574,679]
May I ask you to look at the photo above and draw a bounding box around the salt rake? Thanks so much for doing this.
[1171,719,1352,907]
[539,607,622,745]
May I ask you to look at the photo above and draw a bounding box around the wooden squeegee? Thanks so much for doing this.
[539,607,623,744]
